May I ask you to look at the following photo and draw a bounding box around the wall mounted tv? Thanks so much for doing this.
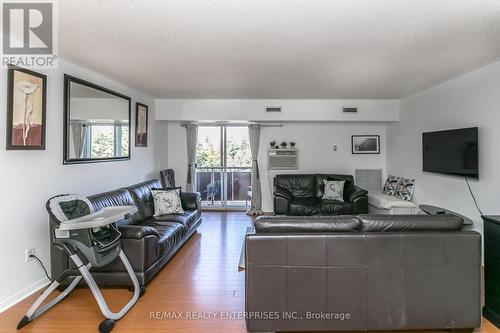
[422,127,479,179]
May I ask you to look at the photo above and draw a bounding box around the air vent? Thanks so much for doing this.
[343,107,358,113]
[355,169,383,192]
[266,106,282,113]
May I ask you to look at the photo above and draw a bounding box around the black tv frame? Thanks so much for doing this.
[422,127,479,179]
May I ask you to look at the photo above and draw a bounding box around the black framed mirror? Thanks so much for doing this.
[63,75,131,164]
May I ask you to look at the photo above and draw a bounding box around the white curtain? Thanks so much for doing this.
[185,124,198,192]
[71,123,90,158]
[246,124,263,215]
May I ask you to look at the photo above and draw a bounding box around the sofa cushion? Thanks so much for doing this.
[395,177,416,202]
[153,210,200,233]
[359,214,463,232]
[290,197,320,215]
[320,200,354,215]
[138,219,184,256]
[255,215,361,233]
[275,174,316,198]
[328,177,353,201]
[321,180,345,201]
[151,188,184,216]
[127,179,162,221]
[315,174,355,198]
[118,225,160,239]
[382,175,400,196]
[368,192,416,209]
[88,189,138,225]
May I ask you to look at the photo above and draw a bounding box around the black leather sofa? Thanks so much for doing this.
[273,174,368,215]
[49,171,202,288]
[245,214,481,332]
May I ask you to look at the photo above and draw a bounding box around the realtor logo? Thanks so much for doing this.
[1,1,58,68]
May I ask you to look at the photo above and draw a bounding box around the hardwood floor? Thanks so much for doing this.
[0,211,498,333]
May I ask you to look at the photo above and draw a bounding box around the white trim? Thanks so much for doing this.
[0,278,50,313]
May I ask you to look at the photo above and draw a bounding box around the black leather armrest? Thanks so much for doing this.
[181,191,201,211]
[347,186,368,202]
[118,225,159,239]
[255,216,361,233]
[274,186,293,201]
[274,186,292,214]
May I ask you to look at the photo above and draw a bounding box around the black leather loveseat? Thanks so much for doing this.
[49,173,201,288]
[273,174,368,215]
[245,214,481,332]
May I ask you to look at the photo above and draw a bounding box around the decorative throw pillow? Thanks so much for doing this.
[154,187,182,198]
[152,189,184,216]
[395,177,415,202]
[327,177,352,201]
[382,175,400,196]
[322,180,345,202]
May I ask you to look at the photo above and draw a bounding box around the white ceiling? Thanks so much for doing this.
[59,0,500,99]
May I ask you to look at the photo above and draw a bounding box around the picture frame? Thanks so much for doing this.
[63,74,131,164]
[352,135,380,154]
[135,102,148,147]
[6,66,47,150]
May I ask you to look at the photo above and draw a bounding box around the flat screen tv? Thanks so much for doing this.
[422,127,478,178]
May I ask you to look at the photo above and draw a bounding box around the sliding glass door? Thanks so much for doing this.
[196,125,252,209]
[225,126,252,208]
[196,126,223,207]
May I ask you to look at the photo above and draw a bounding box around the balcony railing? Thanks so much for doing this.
[195,167,252,207]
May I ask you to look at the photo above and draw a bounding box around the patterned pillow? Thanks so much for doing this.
[322,180,345,202]
[395,177,415,202]
[327,177,352,201]
[152,189,184,216]
[382,175,400,196]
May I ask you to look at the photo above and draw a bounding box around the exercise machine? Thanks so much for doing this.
[18,194,143,333]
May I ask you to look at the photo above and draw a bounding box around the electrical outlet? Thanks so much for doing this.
[25,246,36,263]
[333,145,338,152]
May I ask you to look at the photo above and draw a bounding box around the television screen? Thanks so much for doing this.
[422,127,478,178]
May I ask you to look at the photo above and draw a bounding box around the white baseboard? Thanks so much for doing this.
[0,278,50,314]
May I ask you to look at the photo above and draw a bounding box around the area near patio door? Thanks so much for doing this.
[196,125,252,209]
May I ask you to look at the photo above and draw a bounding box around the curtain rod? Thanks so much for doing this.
[180,121,283,127]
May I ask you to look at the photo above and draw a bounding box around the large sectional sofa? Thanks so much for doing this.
[274,174,369,215]
[49,171,202,288]
[245,214,481,332]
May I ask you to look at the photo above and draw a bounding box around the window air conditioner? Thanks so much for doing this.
[267,149,298,170]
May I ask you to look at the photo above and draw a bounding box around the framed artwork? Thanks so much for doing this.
[352,135,380,154]
[6,66,47,150]
[135,102,148,147]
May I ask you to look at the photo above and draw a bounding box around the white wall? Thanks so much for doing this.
[168,122,386,212]
[0,60,168,311]
[156,99,399,122]
[387,59,500,234]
